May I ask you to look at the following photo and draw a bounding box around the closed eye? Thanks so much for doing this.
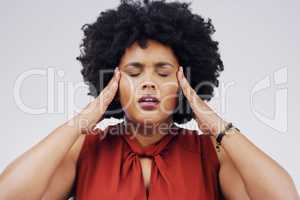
[127,72,169,77]
[129,73,140,77]
[159,73,169,77]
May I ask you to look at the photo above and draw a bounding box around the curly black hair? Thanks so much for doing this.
[76,0,224,124]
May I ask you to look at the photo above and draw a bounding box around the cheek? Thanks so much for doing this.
[119,76,136,103]
[159,80,179,107]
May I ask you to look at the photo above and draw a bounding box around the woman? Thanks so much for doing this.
[0,0,299,199]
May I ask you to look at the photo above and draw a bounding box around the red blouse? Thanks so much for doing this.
[70,122,225,200]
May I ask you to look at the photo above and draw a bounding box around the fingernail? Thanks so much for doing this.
[114,67,118,73]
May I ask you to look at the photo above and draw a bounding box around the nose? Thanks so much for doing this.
[141,81,156,90]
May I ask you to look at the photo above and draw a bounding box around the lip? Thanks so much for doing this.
[138,95,160,110]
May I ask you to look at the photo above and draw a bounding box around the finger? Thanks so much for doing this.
[177,66,209,115]
[106,67,121,95]
[177,66,196,103]
[97,67,120,100]
[97,67,121,110]
[106,67,120,90]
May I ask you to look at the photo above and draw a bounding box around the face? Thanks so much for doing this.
[117,39,180,126]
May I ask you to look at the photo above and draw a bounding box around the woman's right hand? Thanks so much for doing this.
[71,67,121,134]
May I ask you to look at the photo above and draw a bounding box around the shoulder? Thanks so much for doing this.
[69,124,123,164]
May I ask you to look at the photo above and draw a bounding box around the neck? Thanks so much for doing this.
[123,117,174,147]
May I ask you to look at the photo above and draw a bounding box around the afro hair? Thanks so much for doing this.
[76,0,224,124]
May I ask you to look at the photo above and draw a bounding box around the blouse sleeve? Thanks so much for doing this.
[70,129,105,199]
[77,128,105,162]
[199,134,221,172]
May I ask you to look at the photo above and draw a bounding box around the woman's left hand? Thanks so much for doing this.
[176,66,228,136]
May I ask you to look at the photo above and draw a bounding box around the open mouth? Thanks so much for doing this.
[138,96,160,110]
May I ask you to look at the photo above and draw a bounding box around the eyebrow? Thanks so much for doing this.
[122,61,175,69]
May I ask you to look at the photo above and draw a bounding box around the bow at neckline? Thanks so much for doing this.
[117,123,181,199]
[120,123,180,157]
[122,132,174,157]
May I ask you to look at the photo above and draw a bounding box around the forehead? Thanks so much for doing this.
[119,40,179,67]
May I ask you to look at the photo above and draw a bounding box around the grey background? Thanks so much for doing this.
[1,0,299,192]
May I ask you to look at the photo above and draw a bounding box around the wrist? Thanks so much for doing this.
[67,113,100,135]
[214,122,240,152]
[211,119,230,137]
